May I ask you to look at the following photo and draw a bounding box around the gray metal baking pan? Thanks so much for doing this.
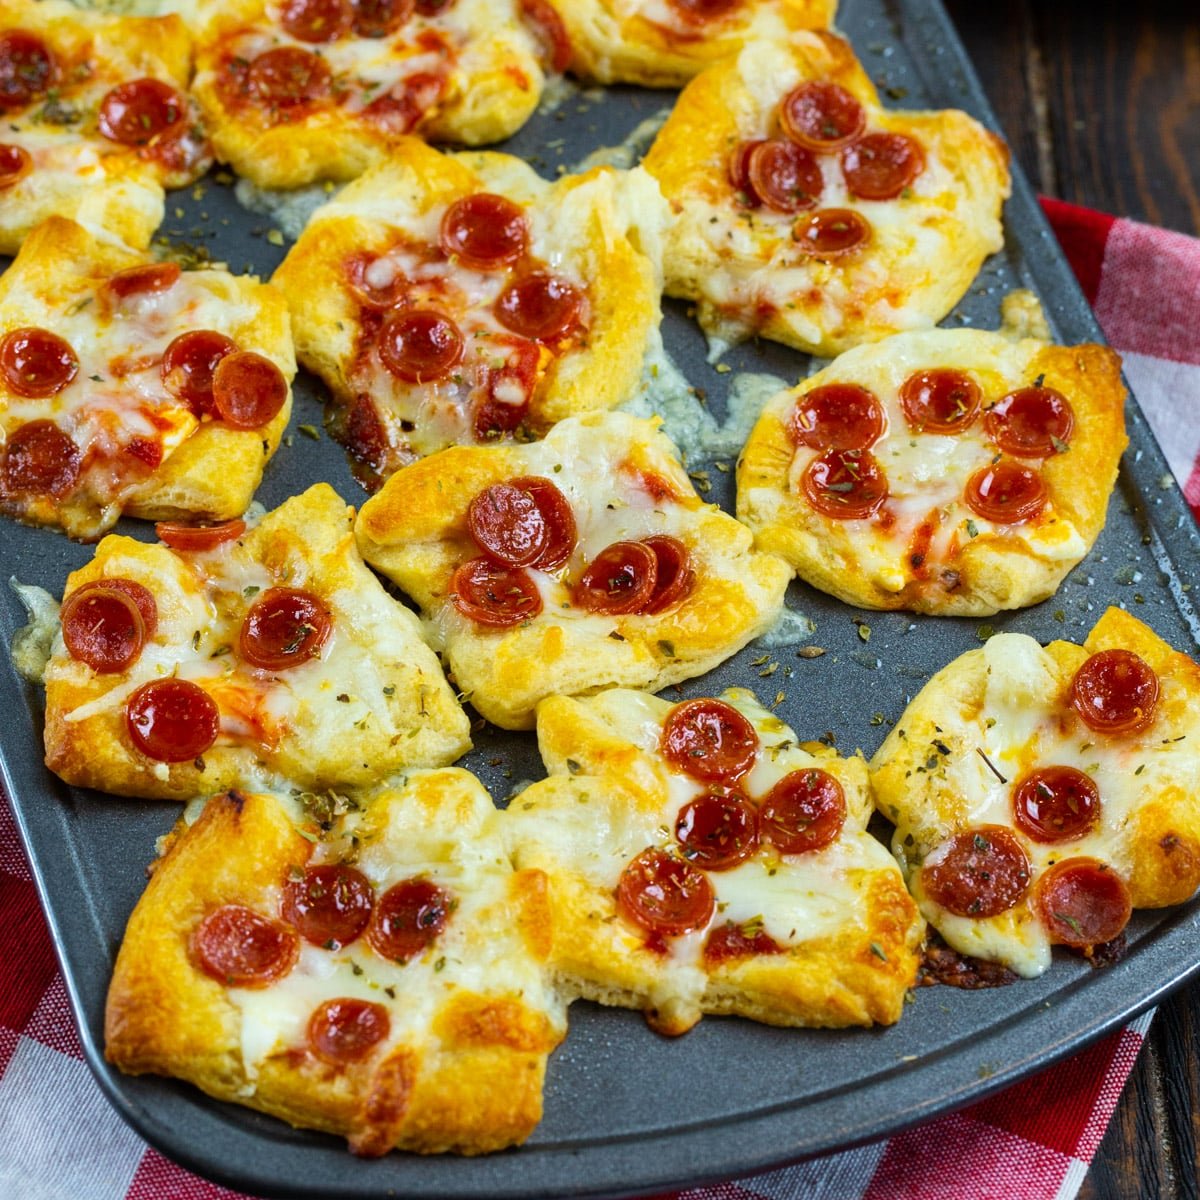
[3,0,1200,1196]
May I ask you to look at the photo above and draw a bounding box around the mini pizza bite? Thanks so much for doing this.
[870,608,1200,979]
[272,140,665,483]
[106,776,566,1155]
[642,33,1010,356]
[190,0,565,190]
[736,323,1127,615]
[557,0,836,88]
[0,216,295,540]
[504,687,923,1035]
[43,484,471,799]
[0,0,212,254]
[354,412,791,730]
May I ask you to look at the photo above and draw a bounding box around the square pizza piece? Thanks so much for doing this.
[106,774,566,1156]
[43,483,471,799]
[642,32,1011,356]
[558,0,836,87]
[870,608,1200,980]
[273,139,666,482]
[190,0,562,190]
[0,216,295,540]
[504,687,924,1035]
[736,315,1127,615]
[0,0,212,253]
[354,411,791,730]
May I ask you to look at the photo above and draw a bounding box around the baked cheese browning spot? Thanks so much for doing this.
[504,687,924,1033]
[869,609,1200,979]
[0,217,296,540]
[736,324,1128,615]
[642,33,1010,355]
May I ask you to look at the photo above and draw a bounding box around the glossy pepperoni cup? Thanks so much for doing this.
[308,998,390,1064]
[1035,857,1132,949]
[841,132,925,200]
[247,46,331,107]
[0,32,56,109]
[0,327,78,398]
[1012,765,1100,843]
[899,369,981,434]
[61,586,149,674]
[161,330,237,416]
[789,383,886,451]
[125,678,220,763]
[728,139,765,206]
[97,79,185,146]
[367,878,451,964]
[779,81,865,151]
[802,449,888,519]
[793,209,871,258]
[352,0,415,38]
[451,557,542,626]
[439,193,527,270]
[495,272,585,342]
[674,792,759,871]
[378,309,464,383]
[1069,649,1160,736]
[240,587,333,671]
[211,352,289,430]
[192,904,298,987]
[642,535,695,614]
[279,0,353,42]
[759,768,846,855]
[615,848,715,938]
[745,140,823,214]
[156,518,246,552]
[518,0,572,72]
[704,920,782,964]
[1,421,81,498]
[921,826,1031,918]
[467,479,550,567]
[660,698,759,784]
[282,864,374,949]
[964,462,1046,525]
[0,143,31,189]
[985,385,1075,458]
[67,579,158,639]
[104,263,181,305]
[573,540,658,615]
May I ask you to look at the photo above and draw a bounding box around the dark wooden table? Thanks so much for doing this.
[943,2,1200,1196]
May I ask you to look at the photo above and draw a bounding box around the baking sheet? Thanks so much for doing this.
[4,0,1200,1196]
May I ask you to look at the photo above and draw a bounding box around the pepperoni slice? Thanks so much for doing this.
[802,449,888,519]
[746,139,823,214]
[703,920,782,964]
[97,79,186,146]
[378,309,464,383]
[1012,765,1100,844]
[615,848,715,938]
[779,82,865,151]
[0,32,55,110]
[1034,857,1132,948]
[985,386,1075,458]
[788,383,885,451]
[522,477,576,570]
[282,864,374,949]
[964,462,1046,525]
[899,368,981,435]
[759,768,846,855]
[367,878,451,964]
[841,132,925,201]
[0,327,78,398]
[642,535,695,614]
[476,337,540,440]
[675,791,758,871]
[352,0,414,38]
[451,556,542,626]
[415,0,455,11]
[240,587,332,671]
[665,0,739,22]
[793,209,871,257]
[519,0,572,73]
[161,330,237,417]
[439,194,527,270]
[0,143,30,188]
[362,70,445,133]
[211,351,288,430]
[126,678,220,762]
[248,47,331,108]
[346,253,408,310]
[495,271,585,342]
[467,479,548,567]
[573,540,658,615]
[68,578,158,639]
[192,904,298,987]
[104,262,181,304]
[279,0,352,42]
[660,698,759,783]
[2,421,80,498]
[308,998,390,1064]
[728,139,765,206]
[155,518,246,552]
[61,586,148,674]
[1070,649,1160,736]
[921,826,1031,918]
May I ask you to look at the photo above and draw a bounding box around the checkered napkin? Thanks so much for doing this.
[0,197,1194,1199]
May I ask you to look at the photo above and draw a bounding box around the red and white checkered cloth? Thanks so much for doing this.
[1,198,1196,1199]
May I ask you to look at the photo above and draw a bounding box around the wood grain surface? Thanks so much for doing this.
[943,3,1200,1196]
